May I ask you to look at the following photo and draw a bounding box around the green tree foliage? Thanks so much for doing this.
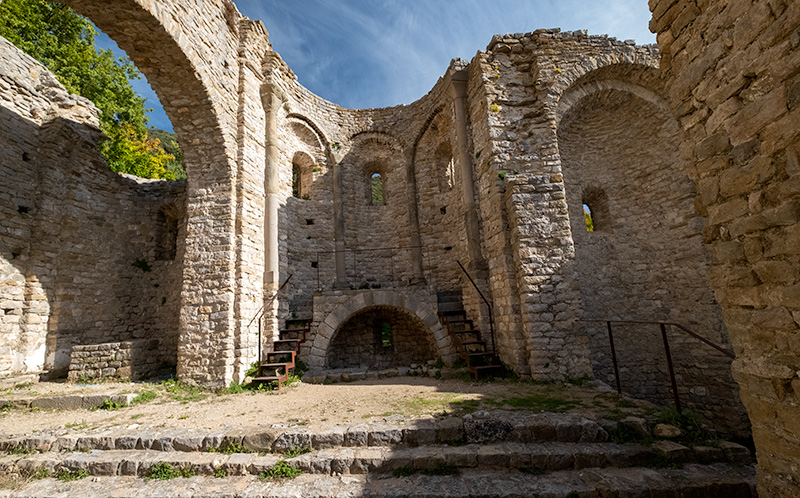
[0,0,181,179]
[148,128,186,179]
[371,174,384,205]
[583,205,594,232]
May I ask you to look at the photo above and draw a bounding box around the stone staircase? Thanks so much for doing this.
[252,318,310,389]
[437,291,503,381]
[0,411,756,497]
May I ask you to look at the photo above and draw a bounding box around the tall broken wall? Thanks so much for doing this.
[650,0,800,495]
[0,36,185,378]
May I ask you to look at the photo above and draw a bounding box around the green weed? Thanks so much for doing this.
[213,466,227,478]
[56,469,88,482]
[259,460,302,480]
[284,446,312,458]
[144,463,195,480]
[131,390,157,405]
[93,399,122,411]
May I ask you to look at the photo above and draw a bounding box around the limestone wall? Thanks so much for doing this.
[650,0,800,494]
[558,79,745,433]
[0,36,185,379]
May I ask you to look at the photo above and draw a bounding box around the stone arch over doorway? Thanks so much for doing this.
[307,291,454,369]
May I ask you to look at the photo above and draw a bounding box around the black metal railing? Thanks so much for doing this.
[247,274,293,367]
[584,319,735,413]
[457,260,496,356]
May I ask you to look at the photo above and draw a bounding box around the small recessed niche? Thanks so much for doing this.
[306,219,314,225]
[444,246,453,251]
[17,205,29,214]
[440,207,447,215]
[311,261,318,268]
[21,152,30,162]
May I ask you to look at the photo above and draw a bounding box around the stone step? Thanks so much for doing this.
[436,301,464,313]
[0,413,753,465]
[0,440,749,479]
[6,464,756,497]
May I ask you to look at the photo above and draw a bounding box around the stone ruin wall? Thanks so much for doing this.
[650,0,800,495]
[0,37,185,379]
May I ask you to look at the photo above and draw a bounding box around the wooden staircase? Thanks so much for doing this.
[252,318,310,390]
[437,291,503,381]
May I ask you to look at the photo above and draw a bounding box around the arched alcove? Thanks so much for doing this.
[557,77,746,432]
[327,305,438,369]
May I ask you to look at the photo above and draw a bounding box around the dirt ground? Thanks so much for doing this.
[0,376,651,437]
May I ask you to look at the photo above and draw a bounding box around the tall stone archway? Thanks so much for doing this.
[54,0,270,386]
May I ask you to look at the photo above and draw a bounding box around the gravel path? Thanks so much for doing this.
[0,376,644,436]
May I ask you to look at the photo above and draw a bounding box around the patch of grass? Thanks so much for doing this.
[219,441,250,454]
[222,381,247,395]
[93,398,122,411]
[656,408,720,448]
[163,379,206,402]
[8,444,33,455]
[499,395,583,413]
[13,382,30,390]
[259,460,302,480]
[27,466,50,480]
[609,424,652,445]
[616,399,636,409]
[392,465,416,478]
[64,420,89,430]
[130,414,143,420]
[144,463,195,480]
[449,398,482,414]
[131,390,157,405]
[214,466,227,478]
[284,446,312,458]
[56,469,89,482]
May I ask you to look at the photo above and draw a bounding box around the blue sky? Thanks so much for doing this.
[96,1,656,132]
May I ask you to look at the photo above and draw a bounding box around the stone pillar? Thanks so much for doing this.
[406,147,425,283]
[447,69,484,271]
[331,147,348,287]
[261,83,283,290]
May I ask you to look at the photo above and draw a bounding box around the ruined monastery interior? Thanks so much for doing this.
[1,0,800,494]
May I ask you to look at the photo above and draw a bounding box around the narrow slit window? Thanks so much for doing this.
[371,173,384,205]
[583,204,594,232]
[292,163,302,198]
[380,322,392,348]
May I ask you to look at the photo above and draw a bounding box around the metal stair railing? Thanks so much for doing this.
[584,319,735,414]
[456,260,496,357]
[247,274,293,368]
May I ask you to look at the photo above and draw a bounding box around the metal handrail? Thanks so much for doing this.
[249,274,293,367]
[456,260,496,357]
[583,319,735,413]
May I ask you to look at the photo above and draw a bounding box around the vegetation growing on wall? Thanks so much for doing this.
[0,0,184,179]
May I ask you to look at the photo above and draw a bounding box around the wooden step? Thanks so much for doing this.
[266,350,295,361]
[273,339,300,352]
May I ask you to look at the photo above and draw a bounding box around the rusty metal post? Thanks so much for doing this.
[660,323,682,413]
[607,321,622,395]
[257,317,262,376]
